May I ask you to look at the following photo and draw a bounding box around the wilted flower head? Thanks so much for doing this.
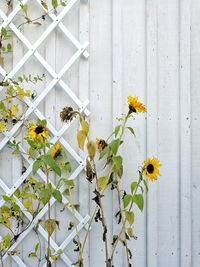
[60,106,78,123]
[96,138,107,152]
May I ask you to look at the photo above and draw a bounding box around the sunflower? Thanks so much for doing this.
[50,143,62,159]
[143,157,162,181]
[96,138,107,151]
[127,96,147,113]
[28,124,49,142]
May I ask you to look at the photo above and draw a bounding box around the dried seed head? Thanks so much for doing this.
[60,106,77,123]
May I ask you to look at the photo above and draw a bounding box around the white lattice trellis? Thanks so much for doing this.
[0,0,90,266]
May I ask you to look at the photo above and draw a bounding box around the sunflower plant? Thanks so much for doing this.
[60,96,162,267]
[0,118,74,267]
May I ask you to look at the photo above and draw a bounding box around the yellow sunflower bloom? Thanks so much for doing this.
[143,157,162,181]
[28,124,49,142]
[51,143,62,159]
[127,96,147,113]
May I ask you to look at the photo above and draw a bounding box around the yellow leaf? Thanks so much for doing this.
[41,1,48,10]
[24,199,32,211]
[80,116,89,135]
[44,219,57,236]
[87,140,96,160]
[77,130,87,150]
[3,218,11,228]
[10,104,19,116]
[97,176,109,191]
[0,121,7,132]
[125,211,134,226]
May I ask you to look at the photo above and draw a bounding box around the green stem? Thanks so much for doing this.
[110,175,143,261]
[80,206,98,258]
[116,184,130,267]
[44,164,51,267]
[92,160,110,266]
[70,195,84,267]
[79,112,131,264]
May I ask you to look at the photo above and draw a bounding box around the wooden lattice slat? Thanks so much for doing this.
[0,1,90,266]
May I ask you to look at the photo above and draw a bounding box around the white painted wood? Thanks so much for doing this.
[157,1,180,266]
[191,1,200,267]
[112,0,124,266]
[179,1,192,267]
[89,0,113,266]
[146,0,159,266]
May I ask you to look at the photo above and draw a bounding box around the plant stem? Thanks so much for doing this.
[116,184,130,266]
[79,112,131,265]
[110,175,142,261]
[92,160,110,266]
[80,205,98,258]
[44,164,51,267]
[70,194,84,267]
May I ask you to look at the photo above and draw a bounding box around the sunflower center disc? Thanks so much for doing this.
[147,164,154,174]
[35,126,44,134]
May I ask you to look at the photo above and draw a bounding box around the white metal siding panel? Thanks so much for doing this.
[0,0,198,266]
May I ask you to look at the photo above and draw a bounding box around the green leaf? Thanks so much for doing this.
[123,194,132,209]
[24,199,32,210]
[52,0,58,9]
[20,4,28,12]
[143,179,149,192]
[35,243,39,252]
[40,189,52,205]
[45,219,57,236]
[33,159,42,174]
[64,162,71,173]
[2,195,11,202]
[52,190,62,203]
[99,146,109,160]
[127,127,136,137]
[42,155,61,176]
[0,101,6,110]
[131,181,138,194]
[97,176,109,191]
[64,179,74,187]
[110,139,120,155]
[7,43,12,52]
[28,252,37,258]
[114,125,121,137]
[133,194,144,212]
[1,27,7,37]
[37,119,47,127]
[125,211,134,226]
[113,155,123,177]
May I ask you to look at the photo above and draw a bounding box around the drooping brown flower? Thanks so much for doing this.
[60,106,78,123]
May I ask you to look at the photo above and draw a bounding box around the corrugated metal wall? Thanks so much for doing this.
[0,0,199,266]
